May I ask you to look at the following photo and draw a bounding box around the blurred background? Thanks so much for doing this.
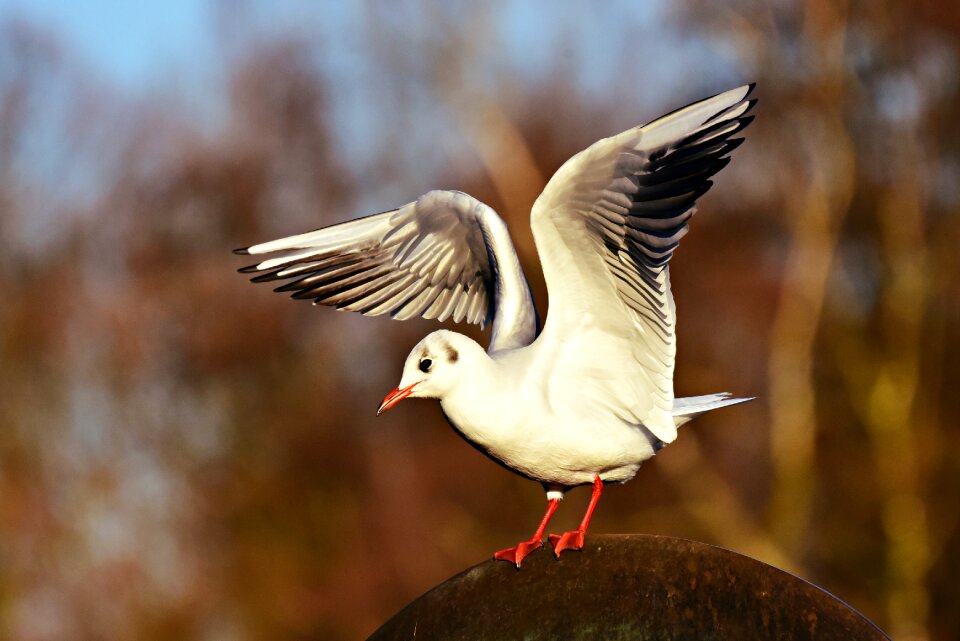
[0,0,957,639]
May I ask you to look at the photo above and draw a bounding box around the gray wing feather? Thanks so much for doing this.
[237,190,539,351]
[238,191,492,325]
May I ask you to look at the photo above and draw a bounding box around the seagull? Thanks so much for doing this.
[236,84,756,567]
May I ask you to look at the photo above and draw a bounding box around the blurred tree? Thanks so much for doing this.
[680,2,960,640]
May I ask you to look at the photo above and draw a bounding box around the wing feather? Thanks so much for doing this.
[237,190,539,352]
[530,84,756,442]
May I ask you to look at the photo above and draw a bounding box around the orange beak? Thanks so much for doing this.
[377,382,419,415]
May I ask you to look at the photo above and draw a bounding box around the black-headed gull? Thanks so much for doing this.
[236,84,756,566]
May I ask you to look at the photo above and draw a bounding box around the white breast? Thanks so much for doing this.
[439,347,658,487]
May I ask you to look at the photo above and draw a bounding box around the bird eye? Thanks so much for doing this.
[419,358,432,373]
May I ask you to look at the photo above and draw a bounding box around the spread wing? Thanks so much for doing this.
[530,84,756,442]
[236,190,538,352]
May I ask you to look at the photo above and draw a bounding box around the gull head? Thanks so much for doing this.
[377,330,483,414]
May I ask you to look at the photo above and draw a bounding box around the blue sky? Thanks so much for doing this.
[0,0,212,88]
[0,1,688,93]
[0,0,746,221]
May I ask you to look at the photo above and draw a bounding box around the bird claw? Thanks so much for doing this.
[549,530,585,557]
[494,539,543,567]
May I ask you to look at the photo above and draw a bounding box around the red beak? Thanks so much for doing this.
[377,382,419,415]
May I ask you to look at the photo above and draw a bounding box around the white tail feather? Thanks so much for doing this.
[672,393,754,427]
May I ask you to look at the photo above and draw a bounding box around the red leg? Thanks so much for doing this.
[494,498,560,567]
[549,475,603,557]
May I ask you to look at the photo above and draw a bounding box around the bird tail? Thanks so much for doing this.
[672,393,754,428]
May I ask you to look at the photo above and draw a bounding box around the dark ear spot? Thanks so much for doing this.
[446,346,459,363]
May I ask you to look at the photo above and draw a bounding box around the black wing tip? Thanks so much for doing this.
[274,281,303,293]
[233,247,251,255]
[739,86,758,116]
[251,267,297,283]
[724,137,746,154]
[238,263,261,274]
[655,83,759,129]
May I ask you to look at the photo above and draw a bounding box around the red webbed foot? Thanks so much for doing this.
[493,497,561,568]
[494,539,543,567]
[548,529,586,557]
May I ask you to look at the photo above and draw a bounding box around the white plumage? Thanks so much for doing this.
[237,84,757,565]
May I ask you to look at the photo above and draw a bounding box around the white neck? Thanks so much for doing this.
[439,354,518,449]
